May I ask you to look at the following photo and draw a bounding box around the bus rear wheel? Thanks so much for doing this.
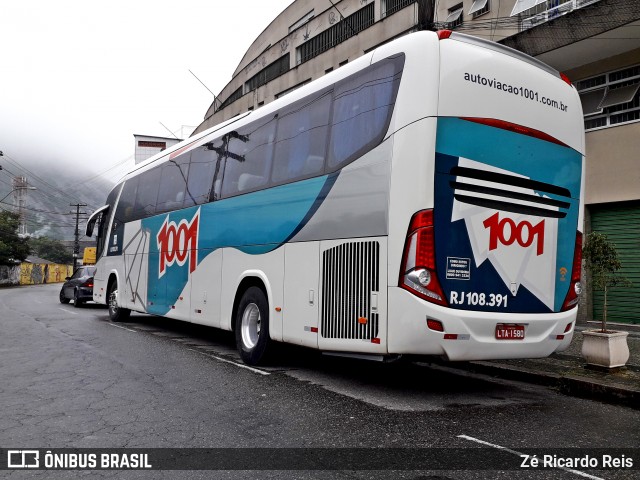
[108,281,130,322]
[235,286,270,366]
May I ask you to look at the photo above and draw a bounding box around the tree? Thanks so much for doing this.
[583,232,631,332]
[30,236,73,264]
[0,211,30,266]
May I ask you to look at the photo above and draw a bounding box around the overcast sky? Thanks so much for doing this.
[0,0,294,184]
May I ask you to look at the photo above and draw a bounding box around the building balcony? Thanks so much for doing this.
[516,0,601,32]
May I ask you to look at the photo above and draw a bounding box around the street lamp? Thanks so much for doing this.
[0,186,37,204]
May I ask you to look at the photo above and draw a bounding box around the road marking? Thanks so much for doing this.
[458,435,605,480]
[187,348,270,376]
[59,308,78,315]
[106,323,137,333]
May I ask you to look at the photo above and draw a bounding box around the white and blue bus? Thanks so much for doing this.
[86,30,585,365]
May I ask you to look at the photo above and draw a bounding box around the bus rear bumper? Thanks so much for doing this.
[387,287,577,361]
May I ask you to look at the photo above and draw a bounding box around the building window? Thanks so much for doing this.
[468,0,490,18]
[275,79,312,99]
[382,0,416,18]
[216,86,243,112]
[577,64,640,131]
[296,3,375,65]
[446,4,464,29]
[289,10,315,33]
[245,53,290,94]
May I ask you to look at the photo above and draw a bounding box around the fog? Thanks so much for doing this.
[0,0,294,185]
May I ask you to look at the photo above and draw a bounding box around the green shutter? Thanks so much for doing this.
[590,201,640,324]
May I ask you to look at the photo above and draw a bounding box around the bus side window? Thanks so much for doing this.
[328,58,403,169]
[109,179,138,256]
[221,117,276,197]
[185,145,216,206]
[272,90,331,184]
[156,155,190,213]
[132,166,161,219]
[114,177,139,224]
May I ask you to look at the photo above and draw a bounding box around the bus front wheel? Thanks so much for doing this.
[235,286,270,365]
[108,281,131,322]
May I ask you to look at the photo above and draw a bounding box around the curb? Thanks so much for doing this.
[448,360,640,410]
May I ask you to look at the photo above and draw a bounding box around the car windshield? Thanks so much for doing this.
[72,267,96,279]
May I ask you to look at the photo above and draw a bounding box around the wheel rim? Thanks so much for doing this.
[240,303,261,349]
[109,288,119,316]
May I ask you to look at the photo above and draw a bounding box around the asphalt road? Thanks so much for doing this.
[1,284,638,479]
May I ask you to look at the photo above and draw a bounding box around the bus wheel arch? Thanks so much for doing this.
[233,277,271,365]
[107,272,130,322]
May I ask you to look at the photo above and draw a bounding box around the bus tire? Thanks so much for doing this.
[235,286,270,366]
[108,280,130,322]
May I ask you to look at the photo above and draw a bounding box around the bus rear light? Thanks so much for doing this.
[437,30,453,40]
[560,72,572,85]
[444,334,457,340]
[427,319,444,332]
[561,231,582,311]
[400,210,448,306]
[371,338,381,344]
[461,117,568,147]
[564,322,573,333]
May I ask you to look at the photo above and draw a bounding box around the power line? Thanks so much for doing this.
[0,200,82,215]
[76,154,133,184]
[0,153,100,209]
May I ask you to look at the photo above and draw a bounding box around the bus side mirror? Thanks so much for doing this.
[86,205,109,237]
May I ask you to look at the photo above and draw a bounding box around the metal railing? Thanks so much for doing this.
[520,0,601,31]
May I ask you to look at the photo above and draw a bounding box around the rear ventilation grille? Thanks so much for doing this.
[321,241,379,339]
[450,166,571,218]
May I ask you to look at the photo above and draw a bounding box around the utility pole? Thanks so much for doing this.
[70,203,88,271]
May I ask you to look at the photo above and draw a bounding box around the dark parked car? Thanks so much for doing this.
[59,266,97,307]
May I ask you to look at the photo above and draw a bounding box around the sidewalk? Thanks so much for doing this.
[449,323,640,409]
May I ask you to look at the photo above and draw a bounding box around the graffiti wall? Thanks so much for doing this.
[0,266,21,286]
[0,263,73,286]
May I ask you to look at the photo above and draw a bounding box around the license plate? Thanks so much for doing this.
[495,324,525,340]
